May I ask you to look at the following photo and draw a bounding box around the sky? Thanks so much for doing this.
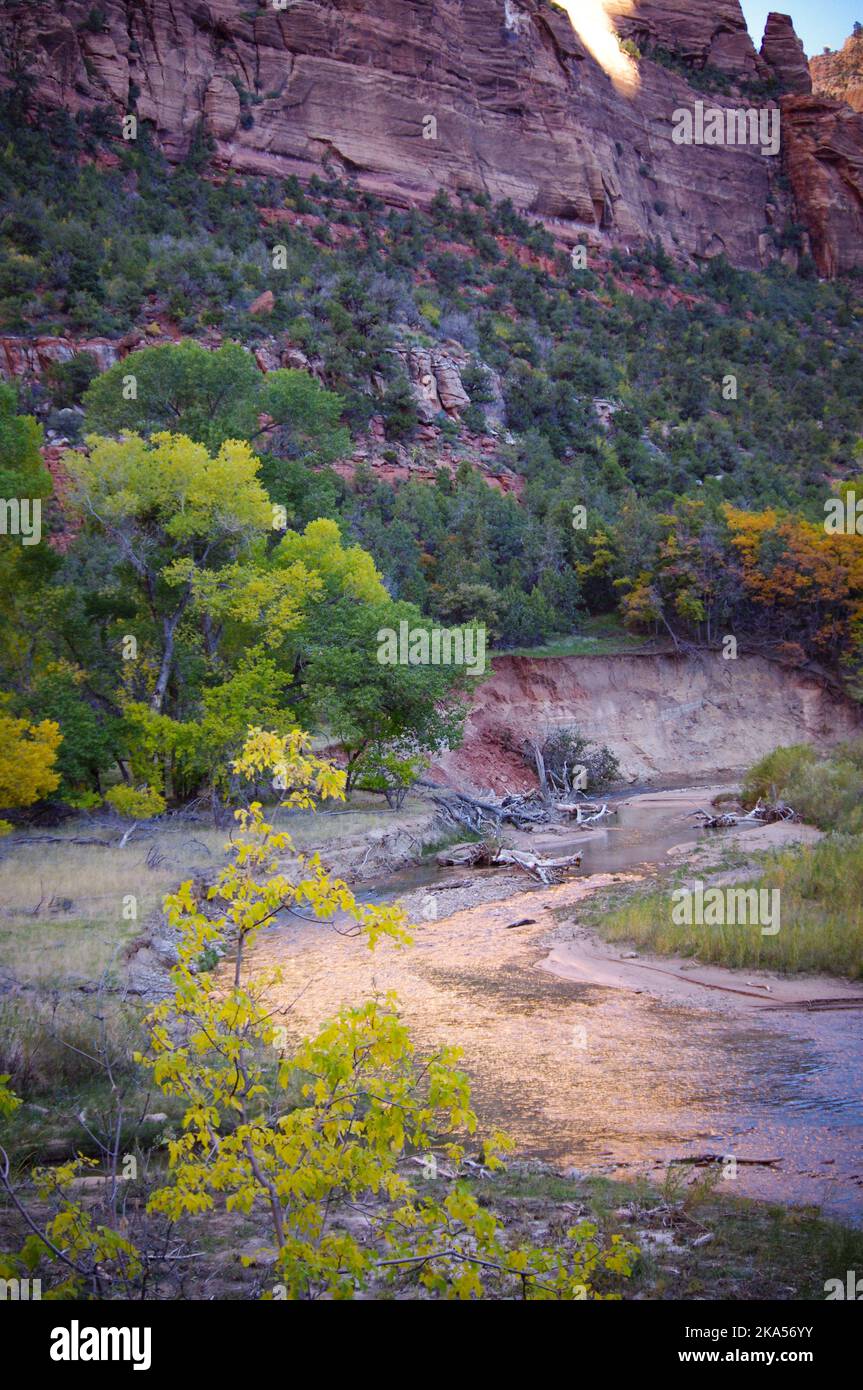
[739,1,859,57]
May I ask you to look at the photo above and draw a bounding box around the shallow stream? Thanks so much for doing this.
[263,784,863,1222]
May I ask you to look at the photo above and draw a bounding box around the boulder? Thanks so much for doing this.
[249,289,275,317]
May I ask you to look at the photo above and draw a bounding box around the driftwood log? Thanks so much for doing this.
[429,788,549,833]
[436,839,581,885]
[428,786,615,834]
[690,799,797,830]
[557,801,614,824]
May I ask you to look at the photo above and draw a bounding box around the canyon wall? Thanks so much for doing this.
[1,1,862,276]
[432,652,862,791]
[811,28,863,112]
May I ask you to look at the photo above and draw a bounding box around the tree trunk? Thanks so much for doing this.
[150,591,192,713]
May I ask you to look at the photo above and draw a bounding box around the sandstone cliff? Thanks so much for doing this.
[760,11,811,94]
[811,28,863,112]
[781,92,863,279]
[1,1,862,276]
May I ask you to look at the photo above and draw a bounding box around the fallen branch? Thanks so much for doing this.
[760,996,863,1012]
[669,1154,781,1168]
[430,786,612,833]
[435,840,581,885]
[690,798,797,829]
[495,847,582,885]
[557,801,614,825]
[430,788,553,833]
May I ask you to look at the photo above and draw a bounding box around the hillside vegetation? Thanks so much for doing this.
[1,91,862,719]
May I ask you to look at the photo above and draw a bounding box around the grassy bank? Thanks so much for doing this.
[503,615,658,660]
[575,743,863,979]
[578,834,863,978]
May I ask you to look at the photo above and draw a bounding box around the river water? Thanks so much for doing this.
[260,786,863,1223]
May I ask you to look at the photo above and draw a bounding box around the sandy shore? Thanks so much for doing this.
[249,796,863,1217]
[544,925,863,1012]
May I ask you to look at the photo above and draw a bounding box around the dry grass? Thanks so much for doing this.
[0,994,143,1097]
[0,916,140,988]
[0,794,428,985]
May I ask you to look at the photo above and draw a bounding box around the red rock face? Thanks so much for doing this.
[609,0,767,77]
[781,94,863,278]
[811,29,863,113]
[0,1,861,276]
[0,335,123,379]
[760,12,811,93]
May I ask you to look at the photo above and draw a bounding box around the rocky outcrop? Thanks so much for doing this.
[609,0,768,78]
[248,289,275,317]
[0,335,123,380]
[780,95,863,278]
[431,651,862,791]
[393,343,471,423]
[0,328,330,385]
[811,29,863,112]
[1,2,861,276]
[760,12,811,93]
[764,20,863,278]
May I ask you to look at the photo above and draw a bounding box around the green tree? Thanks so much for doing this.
[28,665,115,793]
[82,341,349,463]
[0,383,51,498]
[0,386,55,675]
[64,432,272,713]
[82,341,262,450]
[301,600,472,789]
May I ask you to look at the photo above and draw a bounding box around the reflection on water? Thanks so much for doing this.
[560,799,708,876]
[363,796,712,904]
[445,972,863,1222]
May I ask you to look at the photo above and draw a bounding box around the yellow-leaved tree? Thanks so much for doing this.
[1,726,637,1300]
[0,703,62,834]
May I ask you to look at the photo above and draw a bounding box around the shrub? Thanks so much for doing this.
[461,401,487,433]
[526,726,621,794]
[105,784,166,820]
[741,744,817,806]
[355,746,427,809]
[742,741,863,833]
[460,359,496,402]
[380,373,418,440]
[786,759,863,834]
[43,351,99,409]
[79,8,108,34]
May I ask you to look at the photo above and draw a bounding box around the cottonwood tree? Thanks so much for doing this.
[0,703,61,832]
[299,599,473,790]
[64,432,272,713]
